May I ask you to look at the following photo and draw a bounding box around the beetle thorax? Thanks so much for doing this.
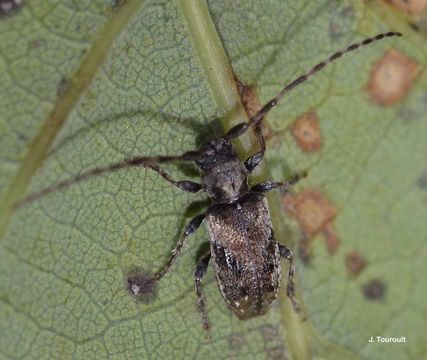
[202,160,249,203]
[195,137,249,203]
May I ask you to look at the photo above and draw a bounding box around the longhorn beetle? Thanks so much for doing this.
[17,32,401,332]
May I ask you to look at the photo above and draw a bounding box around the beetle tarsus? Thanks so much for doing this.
[279,244,301,313]
[194,253,212,336]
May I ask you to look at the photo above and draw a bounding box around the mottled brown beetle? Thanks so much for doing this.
[18,32,401,332]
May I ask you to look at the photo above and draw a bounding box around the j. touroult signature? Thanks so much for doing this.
[369,336,406,343]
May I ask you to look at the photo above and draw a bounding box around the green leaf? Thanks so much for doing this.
[1,0,426,359]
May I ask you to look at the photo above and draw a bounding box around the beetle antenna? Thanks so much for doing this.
[250,31,402,127]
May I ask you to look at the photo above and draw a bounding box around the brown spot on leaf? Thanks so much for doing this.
[283,190,337,238]
[292,111,322,152]
[367,49,420,106]
[284,190,341,255]
[124,267,157,303]
[384,0,427,15]
[345,251,367,276]
[235,76,278,145]
[235,77,261,118]
[363,279,387,301]
[323,223,341,254]
[284,190,340,254]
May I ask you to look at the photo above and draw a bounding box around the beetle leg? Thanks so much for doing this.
[278,244,300,313]
[250,172,306,194]
[154,214,205,281]
[194,252,211,334]
[223,117,265,173]
[144,162,202,193]
[242,110,266,173]
[243,122,265,173]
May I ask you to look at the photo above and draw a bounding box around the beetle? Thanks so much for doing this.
[18,31,401,332]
